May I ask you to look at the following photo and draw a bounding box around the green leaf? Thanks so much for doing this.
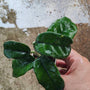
[12,55,34,78]
[4,41,31,59]
[47,17,77,39]
[36,32,73,46]
[34,56,64,90]
[34,32,72,59]
[34,43,71,59]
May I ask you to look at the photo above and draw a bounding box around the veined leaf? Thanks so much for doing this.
[34,43,71,59]
[12,55,34,78]
[47,17,77,39]
[4,41,31,59]
[34,32,72,59]
[36,32,72,46]
[34,56,64,90]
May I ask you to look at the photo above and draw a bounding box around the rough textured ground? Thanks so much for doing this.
[0,23,90,90]
[0,27,46,90]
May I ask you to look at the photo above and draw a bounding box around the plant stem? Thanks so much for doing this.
[31,50,41,58]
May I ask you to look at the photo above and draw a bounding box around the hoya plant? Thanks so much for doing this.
[3,17,77,90]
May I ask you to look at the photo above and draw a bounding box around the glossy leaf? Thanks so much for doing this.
[4,41,31,59]
[36,32,73,46]
[34,43,71,59]
[47,17,77,39]
[34,32,72,59]
[12,55,34,78]
[34,56,64,90]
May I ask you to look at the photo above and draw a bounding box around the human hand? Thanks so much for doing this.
[56,49,90,90]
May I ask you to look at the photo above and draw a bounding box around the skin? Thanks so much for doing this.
[56,49,90,90]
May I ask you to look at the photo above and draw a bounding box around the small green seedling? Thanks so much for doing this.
[3,17,77,90]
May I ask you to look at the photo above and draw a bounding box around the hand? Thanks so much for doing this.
[56,49,90,90]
